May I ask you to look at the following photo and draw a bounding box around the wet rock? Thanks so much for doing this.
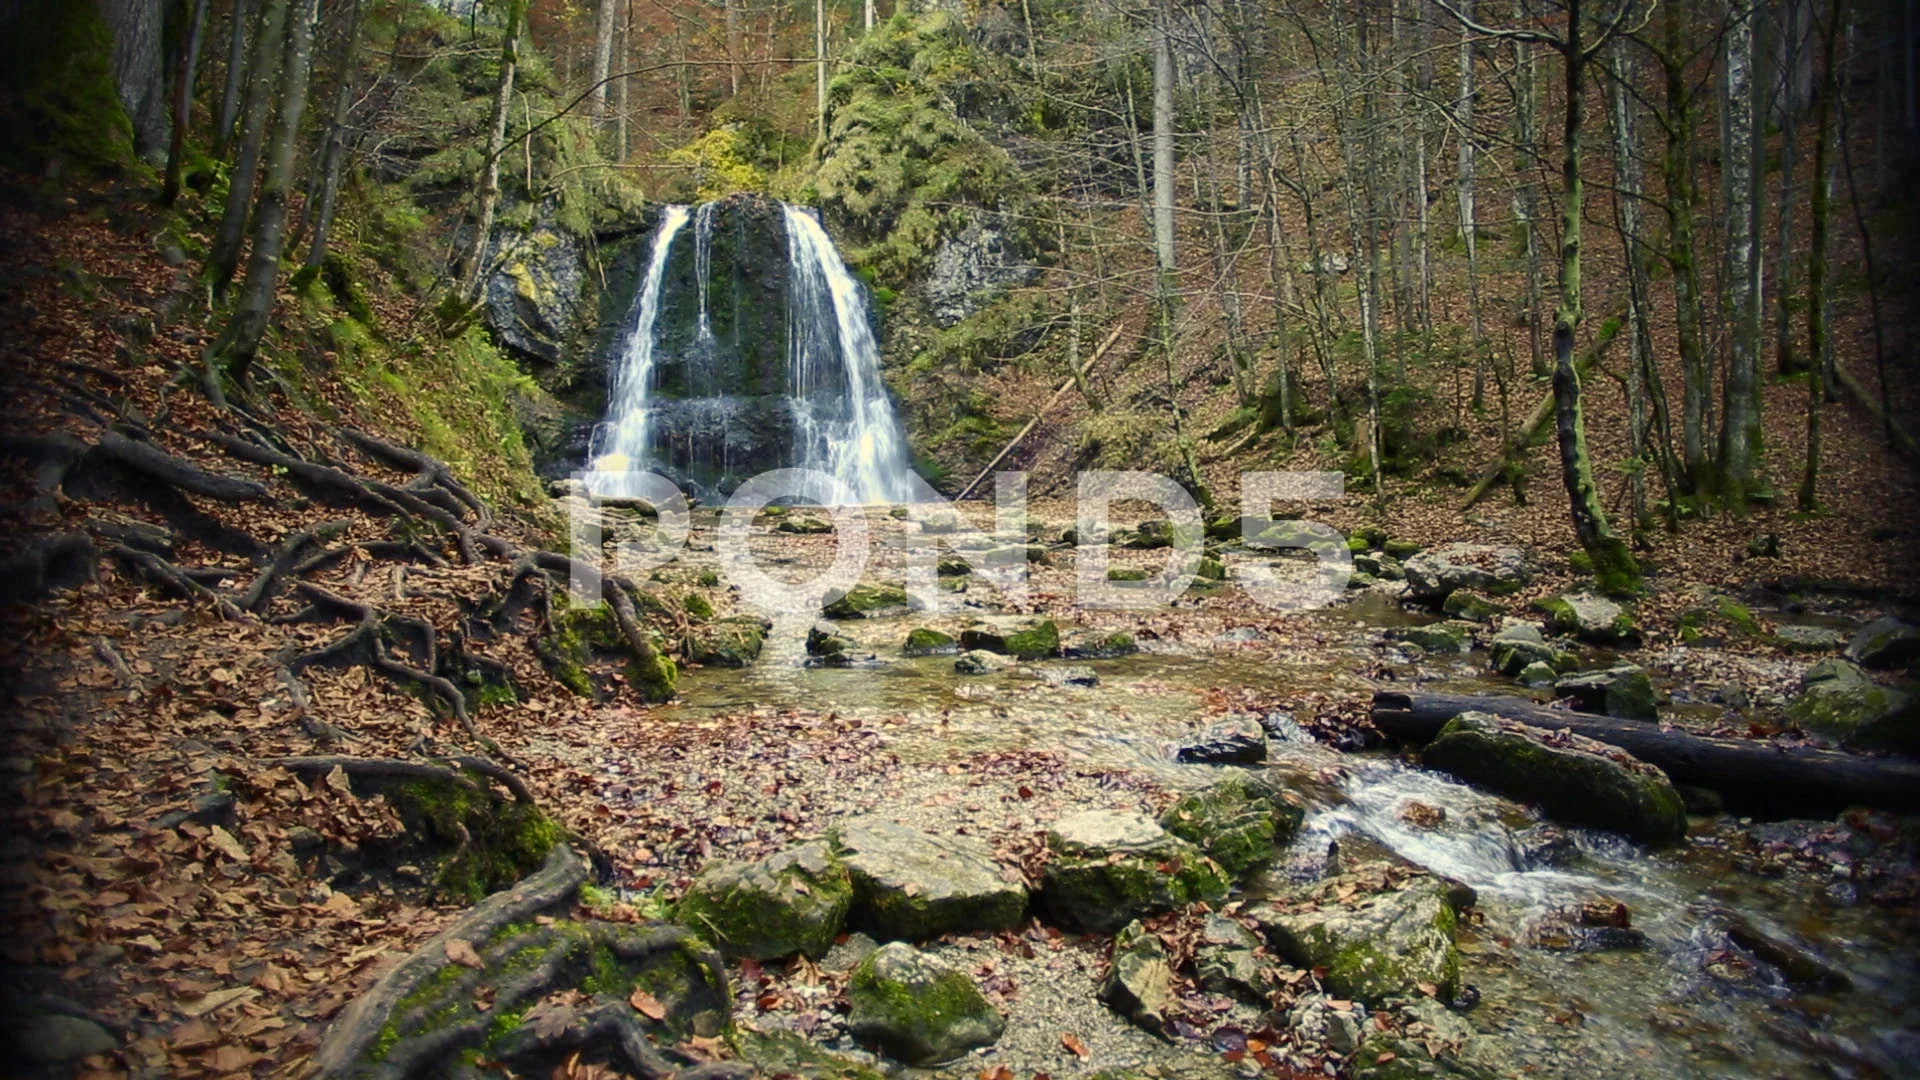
[1194,914,1266,999]
[1260,876,1463,1005]
[1526,900,1645,952]
[1287,993,1365,1054]
[1776,625,1846,652]
[1100,920,1175,1031]
[1441,591,1507,622]
[1107,567,1153,582]
[1175,716,1269,765]
[1063,629,1139,659]
[958,627,1006,652]
[1391,623,1469,654]
[1845,616,1920,669]
[1351,1033,1499,1079]
[1517,661,1558,688]
[6,1014,119,1064]
[903,628,958,656]
[806,622,869,667]
[1534,592,1636,644]
[1396,801,1446,829]
[1717,909,1854,991]
[1158,772,1299,877]
[918,509,966,534]
[1022,664,1099,687]
[688,616,771,668]
[847,942,1004,1064]
[1039,810,1230,933]
[824,582,918,619]
[676,840,853,959]
[1421,711,1687,846]
[1553,664,1658,721]
[775,515,834,534]
[1404,544,1531,604]
[830,819,1027,941]
[1348,571,1379,590]
[954,650,1010,675]
[1489,624,1561,677]
[1121,519,1183,549]
[936,555,972,577]
[483,208,584,365]
[1002,620,1061,660]
[1787,659,1916,750]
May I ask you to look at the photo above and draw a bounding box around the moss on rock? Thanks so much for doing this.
[676,841,853,959]
[1040,810,1230,933]
[847,941,1004,1065]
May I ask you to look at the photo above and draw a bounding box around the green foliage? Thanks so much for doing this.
[668,124,771,201]
[0,2,136,176]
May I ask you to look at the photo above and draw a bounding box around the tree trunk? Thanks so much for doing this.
[1609,44,1659,530]
[725,0,741,97]
[1775,0,1803,376]
[1513,4,1547,379]
[1719,0,1762,504]
[1803,0,1845,509]
[815,0,827,141]
[218,0,318,382]
[163,0,210,205]
[589,0,615,118]
[1662,0,1711,491]
[214,0,252,158]
[205,0,287,296]
[1552,0,1638,592]
[615,0,630,158]
[298,0,362,282]
[1150,0,1177,276]
[1459,0,1487,409]
[100,0,171,161]
[458,0,527,305]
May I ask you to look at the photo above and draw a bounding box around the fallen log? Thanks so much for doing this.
[1371,690,1920,815]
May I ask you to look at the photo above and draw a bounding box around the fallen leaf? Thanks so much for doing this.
[206,826,247,862]
[444,939,485,970]
[178,986,257,1018]
[1062,1033,1090,1059]
[629,988,667,1020]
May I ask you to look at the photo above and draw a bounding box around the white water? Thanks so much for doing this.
[586,205,691,497]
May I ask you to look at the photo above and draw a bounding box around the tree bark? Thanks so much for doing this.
[163,0,210,205]
[1513,3,1547,379]
[205,0,288,296]
[459,0,527,305]
[1661,0,1712,491]
[1803,0,1845,510]
[214,0,253,158]
[815,0,827,141]
[589,0,616,118]
[101,0,171,161]
[1151,0,1177,276]
[1718,0,1763,503]
[298,0,363,281]
[1459,0,1488,409]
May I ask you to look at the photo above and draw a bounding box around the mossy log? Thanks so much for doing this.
[1371,690,1920,815]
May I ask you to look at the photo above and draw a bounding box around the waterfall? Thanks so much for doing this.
[585,198,914,504]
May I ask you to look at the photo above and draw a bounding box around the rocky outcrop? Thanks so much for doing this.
[1158,773,1299,877]
[926,212,1037,325]
[1534,592,1636,644]
[847,942,1004,1065]
[485,206,587,366]
[831,819,1027,940]
[1788,659,1916,750]
[676,841,853,959]
[1846,616,1920,669]
[1404,544,1530,604]
[1421,711,1687,845]
[1039,810,1230,933]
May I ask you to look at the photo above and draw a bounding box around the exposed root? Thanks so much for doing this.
[106,543,240,618]
[289,584,475,735]
[238,518,354,612]
[94,431,269,501]
[340,428,493,527]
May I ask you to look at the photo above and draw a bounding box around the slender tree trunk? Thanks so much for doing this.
[1775,0,1804,376]
[458,0,525,305]
[164,0,210,205]
[1459,0,1487,408]
[589,0,615,118]
[1151,0,1177,276]
[726,0,741,97]
[1609,44,1669,529]
[1661,0,1711,491]
[865,0,875,33]
[815,0,827,141]
[1803,0,1844,509]
[220,0,318,381]
[1719,0,1762,502]
[615,0,630,158]
[1514,4,1547,379]
[206,0,288,296]
[298,0,362,282]
[214,0,253,159]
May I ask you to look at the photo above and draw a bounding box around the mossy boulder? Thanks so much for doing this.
[1421,711,1687,846]
[1441,591,1507,622]
[1534,592,1636,644]
[686,616,770,668]
[1099,920,1174,1031]
[830,819,1027,940]
[1517,661,1558,688]
[1775,625,1846,652]
[537,600,676,702]
[775,516,835,535]
[847,942,1004,1065]
[806,622,867,666]
[1488,624,1563,677]
[1354,552,1406,582]
[1391,623,1469,654]
[1002,620,1061,660]
[1063,629,1139,659]
[936,555,972,577]
[1553,665,1658,721]
[383,774,565,902]
[676,841,853,959]
[954,649,1009,675]
[824,582,917,619]
[1404,544,1531,603]
[1039,810,1230,933]
[1845,617,1920,669]
[1259,876,1463,1006]
[903,627,958,656]
[1107,567,1153,582]
[1158,774,1301,878]
[1787,659,1917,751]
[1383,539,1423,559]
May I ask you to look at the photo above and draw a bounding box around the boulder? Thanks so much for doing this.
[954,649,1010,675]
[1846,616,1920,669]
[847,942,1005,1065]
[1039,810,1230,933]
[805,622,869,667]
[1404,544,1530,603]
[1100,921,1175,1031]
[1517,661,1558,689]
[1287,993,1365,1054]
[903,628,958,656]
[676,841,853,959]
[831,819,1027,940]
[1535,592,1636,644]
[1002,620,1061,660]
[1787,659,1917,751]
[484,211,585,366]
[1489,625,1561,677]
[824,582,917,619]
[687,616,770,668]
[936,555,972,577]
[1260,876,1463,1005]
[1391,623,1469,654]
[1354,552,1406,581]
[957,627,1006,652]
[1441,591,1507,622]
[775,516,834,534]
[1194,914,1266,1000]
[1063,629,1139,659]
[1775,624,1846,652]
[1552,665,1658,721]
[1158,773,1299,877]
[1421,711,1687,846]
[1174,716,1269,765]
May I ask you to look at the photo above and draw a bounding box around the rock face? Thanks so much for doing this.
[926,211,1036,325]
[1536,592,1636,643]
[831,819,1027,940]
[1174,716,1269,765]
[677,841,853,959]
[486,207,587,367]
[1788,659,1916,750]
[1100,921,1175,1030]
[1158,773,1299,877]
[1421,711,1687,846]
[1040,810,1230,933]
[1260,877,1463,1005]
[1404,544,1531,603]
[1553,665,1658,721]
[847,942,1005,1065]
[1846,616,1920,669]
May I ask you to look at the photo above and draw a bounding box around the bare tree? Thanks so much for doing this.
[214,0,253,158]
[458,0,528,304]
[589,0,616,118]
[205,0,288,296]
[1802,0,1846,509]
[1718,0,1763,502]
[298,0,363,282]
[163,0,210,206]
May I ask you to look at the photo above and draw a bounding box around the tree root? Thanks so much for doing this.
[239,518,354,612]
[106,543,240,618]
[275,755,530,804]
[341,428,492,527]
[289,584,475,734]
[94,431,269,501]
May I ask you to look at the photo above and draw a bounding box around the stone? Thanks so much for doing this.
[1391,623,1469,654]
[1107,567,1153,582]
[1489,625,1561,678]
[1517,660,1558,688]
[1039,810,1230,933]
[1383,539,1423,559]
[847,942,1005,1065]
[1194,914,1266,1000]
[1534,592,1636,644]
[1846,616,1920,669]
[1121,519,1180,549]
[1002,620,1061,660]
[1260,876,1463,1005]
[1062,629,1139,659]
[1351,1034,1500,1080]
[1552,664,1658,721]
[1287,993,1366,1055]
[936,555,972,577]
[925,211,1037,326]
[1421,711,1687,846]
[1100,920,1175,1031]
[1354,552,1406,581]
[957,627,1006,652]
[676,841,853,959]
[830,819,1027,940]
[6,1014,119,1064]
[483,207,585,366]
[954,649,1009,675]
[775,515,834,534]
[1404,544,1531,603]
[903,628,958,656]
[1158,773,1299,877]
[687,616,770,668]
[1022,664,1100,687]
[1787,659,1917,751]
[805,622,867,666]
[824,582,917,619]
[1775,624,1846,651]
[1441,590,1507,622]
[1174,716,1269,764]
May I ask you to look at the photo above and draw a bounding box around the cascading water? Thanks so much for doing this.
[584,197,915,504]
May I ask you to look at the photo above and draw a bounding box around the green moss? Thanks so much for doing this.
[682,593,715,620]
[823,582,913,618]
[0,2,136,175]
[1002,620,1060,660]
[388,775,564,902]
[903,627,957,655]
[1107,568,1152,582]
